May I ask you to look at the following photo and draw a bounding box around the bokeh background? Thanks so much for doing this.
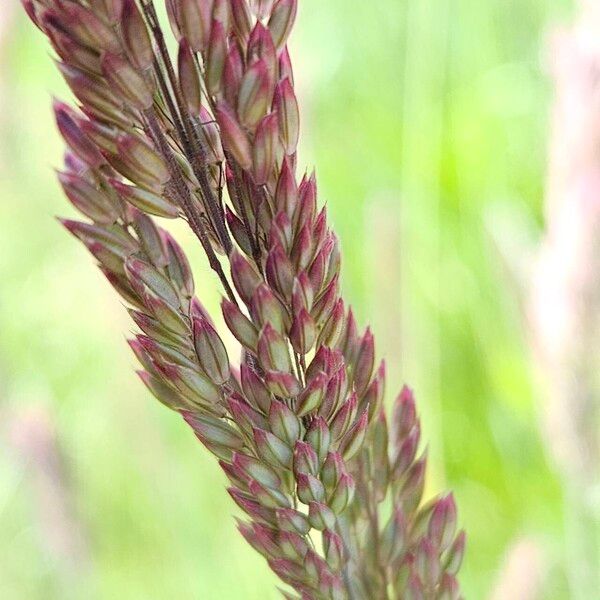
[1,0,598,598]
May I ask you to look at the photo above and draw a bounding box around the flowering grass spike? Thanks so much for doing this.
[24,1,464,598]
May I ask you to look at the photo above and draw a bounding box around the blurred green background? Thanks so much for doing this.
[0,0,582,598]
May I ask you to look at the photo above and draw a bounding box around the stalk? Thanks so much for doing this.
[23,1,464,598]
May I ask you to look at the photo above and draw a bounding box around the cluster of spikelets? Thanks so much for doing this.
[23,1,465,598]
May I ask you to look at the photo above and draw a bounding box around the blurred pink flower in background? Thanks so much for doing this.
[533,4,600,480]
[527,3,600,597]
[4,406,90,582]
[485,3,600,596]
